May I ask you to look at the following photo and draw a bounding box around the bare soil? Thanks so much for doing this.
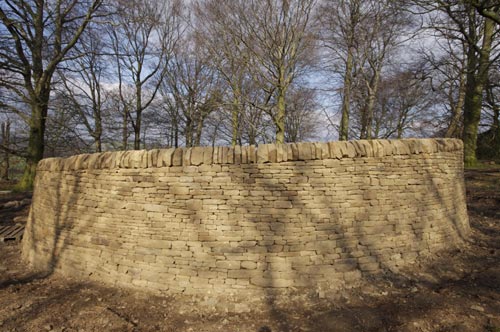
[0,170,499,332]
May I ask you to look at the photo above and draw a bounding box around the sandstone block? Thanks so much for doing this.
[172,148,183,166]
[275,144,285,162]
[241,261,257,270]
[86,153,101,169]
[363,191,377,200]
[63,156,77,170]
[111,151,125,168]
[216,260,241,270]
[420,139,437,153]
[250,277,292,288]
[391,140,410,155]
[213,146,221,164]
[146,149,160,168]
[228,269,259,279]
[290,143,299,160]
[257,144,270,163]
[358,262,380,272]
[369,140,384,157]
[203,147,214,165]
[129,151,146,168]
[248,145,257,163]
[99,152,114,169]
[338,142,356,158]
[286,144,294,161]
[75,154,90,169]
[183,148,192,166]
[378,140,393,156]
[240,145,248,164]
[268,144,278,163]
[138,239,171,249]
[318,142,331,159]
[225,147,234,164]
[328,142,342,159]
[234,145,242,164]
[298,143,313,160]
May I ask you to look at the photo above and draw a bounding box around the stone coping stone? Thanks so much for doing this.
[37,138,463,171]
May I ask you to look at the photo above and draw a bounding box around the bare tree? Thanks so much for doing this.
[161,39,222,147]
[477,62,500,161]
[462,13,496,165]
[470,0,500,25]
[415,0,499,165]
[372,68,435,139]
[423,41,468,138]
[110,0,182,150]
[0,0,104,189]
[319,0,366,141]
[355,2,415,139]
[320,0,416,141]
[285,87,321,142]
[57,25,111,152]
[424,40,469,139]
[44,95,90,157]
[217,0,317,144]
[193,0,249,146]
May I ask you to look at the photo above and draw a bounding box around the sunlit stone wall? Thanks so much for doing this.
[22,138,469,295]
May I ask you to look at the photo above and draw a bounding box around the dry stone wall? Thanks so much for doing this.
[22,138,469,295]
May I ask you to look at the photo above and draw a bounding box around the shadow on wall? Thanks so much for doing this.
[232,161,347,331]
[176,140,470,328]
[20,138,470,323]
[9,167,85,290]
[22,158,96,279]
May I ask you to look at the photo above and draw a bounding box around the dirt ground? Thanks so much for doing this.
[0,169,499,332]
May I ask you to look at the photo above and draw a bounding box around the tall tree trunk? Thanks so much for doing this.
[463,17,494,166]
[364,70,381,140]
[248,129,257,146]
[94,82,103,152]
[134,109,142,150]
[195,119,204,147]
[94,115,102,152]
[275,88,286,144]
[396,111,407,139]
[17,4,45,191]
[231,88,241,147]
[231,106,239,147]
[185,118,193,147]
[174,117,179,148]
[18,102,47,190]
[445,64,467,138]
[1,120,10,180]
[340,46,354,141]
[493,109,500,161]
[373,116,381,139]
[122,106,128,150]
[134,84,142,150]
[487,77,500,161]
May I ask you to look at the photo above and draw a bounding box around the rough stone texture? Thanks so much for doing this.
[22,138,469,295]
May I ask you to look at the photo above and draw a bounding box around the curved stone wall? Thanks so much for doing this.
[22,138,469,295]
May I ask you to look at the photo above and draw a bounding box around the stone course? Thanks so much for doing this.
[22,138,469,295]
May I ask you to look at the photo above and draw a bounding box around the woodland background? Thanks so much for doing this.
[0,0,499,189]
